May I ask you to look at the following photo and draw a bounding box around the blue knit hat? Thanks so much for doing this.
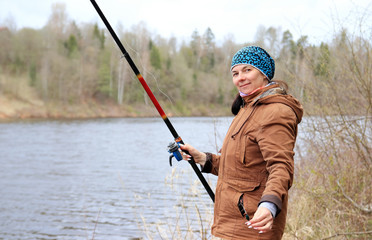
[231,46,275,80]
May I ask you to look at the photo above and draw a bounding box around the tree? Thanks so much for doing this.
[265,27,280,57]
[46,3,68,37]
[64,34,79,58]
[190,29,202,70]
[149,40,162,70]
[314,42,330,78]
[201,27,216,71]
[93,23,105,50]
[0,27,13,68]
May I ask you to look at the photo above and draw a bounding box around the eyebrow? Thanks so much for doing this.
[232,65,251,73]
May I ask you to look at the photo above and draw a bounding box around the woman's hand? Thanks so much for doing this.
[245,207,273,233]
[179,144,207,167]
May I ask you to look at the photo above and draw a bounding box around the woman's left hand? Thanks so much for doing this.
[245,207,273,233]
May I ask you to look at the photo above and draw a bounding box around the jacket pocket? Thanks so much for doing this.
[218,181,261,219]
[241,181,264,219]
[240,133,261,166]
[218,184,243,218]
[240,180,261,192]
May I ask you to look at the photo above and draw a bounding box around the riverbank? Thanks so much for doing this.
[0,94,231,121]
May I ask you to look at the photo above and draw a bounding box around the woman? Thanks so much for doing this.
[181,46,303,239]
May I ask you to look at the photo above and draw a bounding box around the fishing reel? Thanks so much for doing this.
[167,141,183,166]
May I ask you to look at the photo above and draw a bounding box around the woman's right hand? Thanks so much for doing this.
[180,144,207,167]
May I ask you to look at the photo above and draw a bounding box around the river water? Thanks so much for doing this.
[0,116,308,239]
[0,117,236,240]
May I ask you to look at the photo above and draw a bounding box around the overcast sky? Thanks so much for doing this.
[0,0,371,45]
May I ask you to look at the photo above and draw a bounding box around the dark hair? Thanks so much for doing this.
[231,93,243,115]
[230,80,289,116]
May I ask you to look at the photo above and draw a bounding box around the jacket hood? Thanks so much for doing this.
[249,85,303,124]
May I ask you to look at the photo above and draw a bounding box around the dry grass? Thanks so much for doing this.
[283,116,371,240]
[134,168,215,240]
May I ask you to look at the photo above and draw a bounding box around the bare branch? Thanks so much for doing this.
[336,180,372,213]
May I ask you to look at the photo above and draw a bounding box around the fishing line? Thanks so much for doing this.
[119,33,175,108]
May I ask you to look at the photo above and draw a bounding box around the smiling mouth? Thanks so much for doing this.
[240,83,251,87]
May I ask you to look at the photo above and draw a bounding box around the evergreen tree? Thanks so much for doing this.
[149,40,162,70]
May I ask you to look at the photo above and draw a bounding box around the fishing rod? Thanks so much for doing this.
[90,0,215,202]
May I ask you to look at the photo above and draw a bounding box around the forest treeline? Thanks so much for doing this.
[0,3,371,118]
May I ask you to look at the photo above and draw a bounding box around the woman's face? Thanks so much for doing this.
[231,64,268,95]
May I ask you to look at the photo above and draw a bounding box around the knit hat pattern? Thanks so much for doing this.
[231,46,275,80]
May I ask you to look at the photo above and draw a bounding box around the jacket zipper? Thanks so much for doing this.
[231,101,259,140]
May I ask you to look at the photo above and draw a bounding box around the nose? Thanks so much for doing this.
[236,71,246,82]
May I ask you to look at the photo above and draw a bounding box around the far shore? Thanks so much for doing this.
[0,95,231,122]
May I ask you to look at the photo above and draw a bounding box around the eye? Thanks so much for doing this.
[232,72,238,77]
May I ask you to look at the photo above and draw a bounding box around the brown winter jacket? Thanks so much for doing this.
[202,83,303,240]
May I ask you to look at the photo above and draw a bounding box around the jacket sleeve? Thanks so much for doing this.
[201,152,220,176]
[256,104,298,214]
